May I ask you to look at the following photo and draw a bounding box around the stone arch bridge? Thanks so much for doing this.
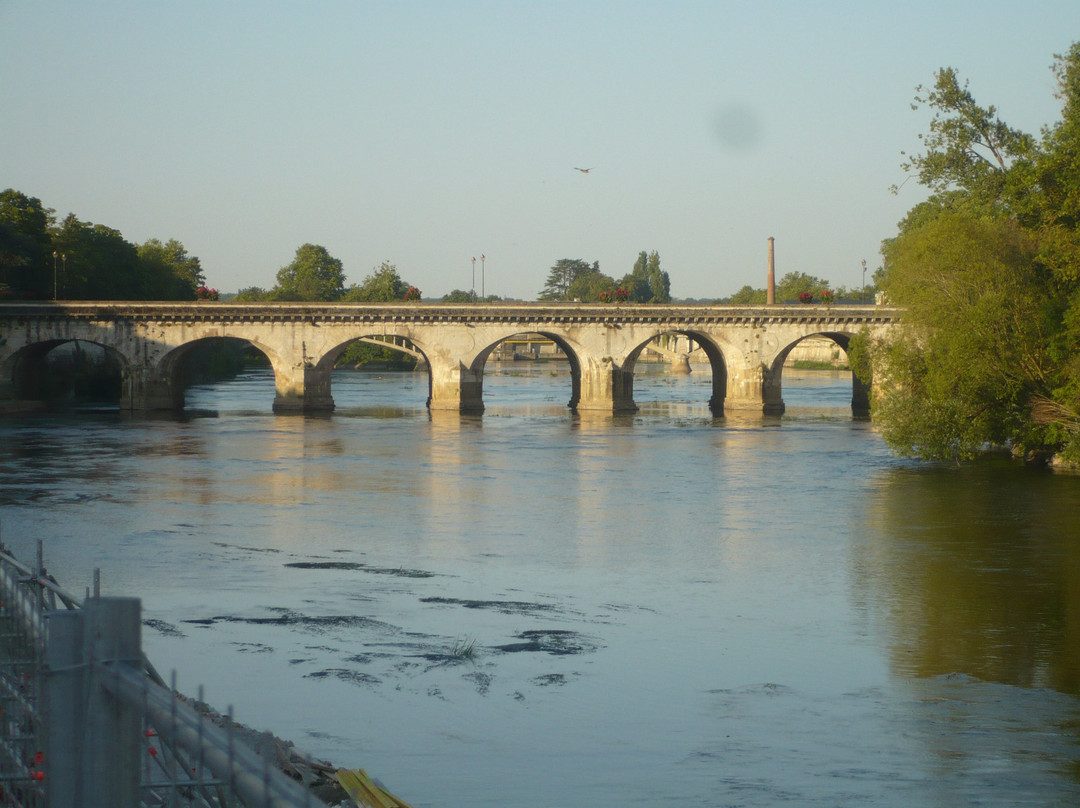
[0,302,900,416]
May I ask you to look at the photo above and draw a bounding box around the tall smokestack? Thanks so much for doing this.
[767,237,775,305]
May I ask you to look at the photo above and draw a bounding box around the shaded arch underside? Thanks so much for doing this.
[4,339,129,405]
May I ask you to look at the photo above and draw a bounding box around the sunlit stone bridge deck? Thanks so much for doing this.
[0,302,900,416]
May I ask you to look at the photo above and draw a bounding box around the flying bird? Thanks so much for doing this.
[574,167,593,173]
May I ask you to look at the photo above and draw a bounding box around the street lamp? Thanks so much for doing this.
[481,254,485,299]
[61,253,66,298]
[861,259,867,300]
[53,251,58,299]
[471,256,476,301]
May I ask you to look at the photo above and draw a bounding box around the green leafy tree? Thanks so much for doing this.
[231,286,269,301]
[539,259,595,301]
[567,264,616,301]
[877,45,1080,462]
[899,67,1036,211]
[774,272,830,302]
[725,284,767,305]
[270,244,345,301]
[619,251,671,303]
[441,289,474,302]
[138,238,205,299]
[51,214,148,299]
[343,261,413,302]
[0,189,54,298]
[1023,42,1080,286]
[877,212,1056,461]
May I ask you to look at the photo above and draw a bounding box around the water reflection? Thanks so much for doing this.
[858,460,1080,695]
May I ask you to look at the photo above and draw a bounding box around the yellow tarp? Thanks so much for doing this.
[336,768,416,808]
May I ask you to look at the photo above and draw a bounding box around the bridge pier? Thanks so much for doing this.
[725,363,784,414]
[272,364,335,414]
[119,373,175,412]
[428,362,485,413]
[576,361,637,413]
[852,373,871,418]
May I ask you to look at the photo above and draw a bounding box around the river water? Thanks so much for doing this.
[2,363,1079,807]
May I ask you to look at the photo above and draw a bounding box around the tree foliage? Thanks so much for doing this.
[539,259,596,301]
[721,271,841,304]
[343,261,412,302]
[620,251,671,303]
[899,67,1036,209]
[0,188,207,301]
[878,44,1080,463]
[138,238,205,298]
[567,264,615,301]
[539,253,672,302]
[441,289,474,303]
[270,243,345,301]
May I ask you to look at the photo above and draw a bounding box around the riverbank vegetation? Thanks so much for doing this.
[0,189,206,301]
[874,43,1080,464]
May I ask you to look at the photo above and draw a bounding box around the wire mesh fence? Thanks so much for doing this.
[0,538,333,808]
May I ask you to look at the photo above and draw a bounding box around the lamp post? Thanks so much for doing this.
[53,251,58,299]
[471,256,476,301]
[481,254,486,299]
[861,259,867,301]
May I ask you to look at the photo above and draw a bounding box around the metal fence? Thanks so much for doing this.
[0,539,332,808]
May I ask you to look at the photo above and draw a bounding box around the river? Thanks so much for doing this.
[1,363,1079,807]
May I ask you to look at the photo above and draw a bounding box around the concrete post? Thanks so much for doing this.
[82,597,142,808]
[44,610,85,808]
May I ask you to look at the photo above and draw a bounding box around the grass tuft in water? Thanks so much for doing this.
[451,635,479,660]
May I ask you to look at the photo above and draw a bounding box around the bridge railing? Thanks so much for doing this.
[0,537,329,808]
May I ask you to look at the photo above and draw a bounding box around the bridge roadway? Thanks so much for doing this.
[0,301,900,416]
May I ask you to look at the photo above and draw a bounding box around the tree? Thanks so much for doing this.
[774,271,830,302]
[620,251,671,303]
[271,244,345,301]
[877,212,1056,461]
[1023,42,1080,286]
[441,289,474,303]
[343,261,411,302]
[138,238,205,298]
[232,286,269,301]
[539,259,595,300]
[567,264,616,301]
[726,284,767,305]
[899,67,1035,212]
[51,214,148,299]
[0,189,53,298]
[876,45,1080,463]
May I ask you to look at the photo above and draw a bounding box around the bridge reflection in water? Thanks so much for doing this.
[0,302,899,417]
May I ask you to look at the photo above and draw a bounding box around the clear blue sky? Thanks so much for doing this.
[3,1,1078,299]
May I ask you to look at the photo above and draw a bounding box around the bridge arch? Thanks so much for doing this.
[623,330,730,414]
[2,338,130,408]
[769,331,870,417]
[152,337,285,411]
[465,330,585,413]
[312,332,433,411]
